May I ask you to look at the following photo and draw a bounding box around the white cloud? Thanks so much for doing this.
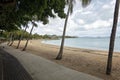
[84,19,112,30]
[102,4,110,9]
[110,0,115,5]
[28,0,120,37]
[81,11,92,15]
[67,19,78,31]
[78,19,85,24]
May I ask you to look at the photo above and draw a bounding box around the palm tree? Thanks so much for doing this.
[106,0,119,75]
[9,32,15,46]
[7,32,12,45]
[22,21,37,51]
[56,0,91,60]
[16,24,28,49]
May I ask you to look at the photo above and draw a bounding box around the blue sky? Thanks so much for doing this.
[26,0,120,37]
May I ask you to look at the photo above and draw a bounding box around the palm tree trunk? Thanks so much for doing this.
[16,25,27,49]
[22,25,34,51]
[0,30,3,35]
[56,4,70,60]
[106,0,119,75]
[9,33,15,46]
[7,32,12,45]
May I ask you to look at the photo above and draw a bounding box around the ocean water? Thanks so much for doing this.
[42,37,120,52]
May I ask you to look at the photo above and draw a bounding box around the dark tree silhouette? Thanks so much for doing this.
[106,0,119,75]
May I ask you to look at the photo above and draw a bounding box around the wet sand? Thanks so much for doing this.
[12,40,120,80]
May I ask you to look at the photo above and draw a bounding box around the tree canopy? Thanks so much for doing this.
[0,0,66,31]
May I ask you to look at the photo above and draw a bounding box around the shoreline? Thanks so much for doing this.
[41,39,120,53]
[11,40,120,80]
[41,40,120,55]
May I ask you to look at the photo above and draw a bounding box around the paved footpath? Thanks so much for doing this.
[0,47,33,80]
[0,43,103,80]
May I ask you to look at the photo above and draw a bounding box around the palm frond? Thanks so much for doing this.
[69,0,73,14]
[66,0,75,14]
[32,22,37,27]
[66,0,91,15]
[81,0,91,8]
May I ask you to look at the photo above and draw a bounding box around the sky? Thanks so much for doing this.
[26,0,120,37]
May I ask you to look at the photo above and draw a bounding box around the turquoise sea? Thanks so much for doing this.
[42,37,120,52]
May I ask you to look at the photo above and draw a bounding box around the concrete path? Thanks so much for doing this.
[0,48,33,80]
[0,43,102,80]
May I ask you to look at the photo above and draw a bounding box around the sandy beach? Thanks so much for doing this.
[11,40,120,80]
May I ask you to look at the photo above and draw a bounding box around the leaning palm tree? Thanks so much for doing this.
[22,21,37,51]
[16,24,28,49]
[9,25,20,46]
[56,0,91,60]
[9,32,15,46]
[7,32,12,45]
[106,0,119,75]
